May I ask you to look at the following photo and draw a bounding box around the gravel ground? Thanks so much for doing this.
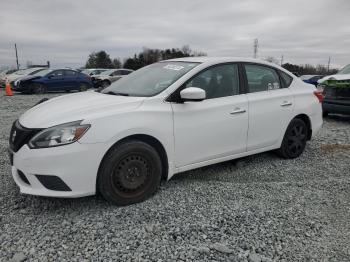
[1,92,350,261]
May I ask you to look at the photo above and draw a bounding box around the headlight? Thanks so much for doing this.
[28,121,90,149]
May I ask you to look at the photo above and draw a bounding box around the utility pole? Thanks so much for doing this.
[15,43,19,70]
[280,55,284,66]
[253,38,258,58]
[327,56,331,73]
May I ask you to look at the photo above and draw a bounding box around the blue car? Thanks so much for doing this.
[300,75,323,87]
[12,68,93,94]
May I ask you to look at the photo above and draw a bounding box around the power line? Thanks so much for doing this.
[327,56,331,73]
[15,43,19,70]
[281,54,284,66]
[253,38,258,58]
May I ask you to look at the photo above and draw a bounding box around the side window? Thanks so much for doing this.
[122,70,131,75]
[112,71,122,76]
[244,64,281,93]
[185,64,240,99]
[279,71,293,88]
[49,70,64,77]
[65,70,77,76]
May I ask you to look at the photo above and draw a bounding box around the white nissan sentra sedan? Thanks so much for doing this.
[9,57,323,205]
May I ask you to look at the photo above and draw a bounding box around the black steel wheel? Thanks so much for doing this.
[97,140,162,205]
[277,118,308,159]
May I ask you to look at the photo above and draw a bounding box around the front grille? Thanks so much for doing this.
[9,120,42,152]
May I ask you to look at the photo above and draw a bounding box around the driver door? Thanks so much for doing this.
[46,70,66,90]
[171,63,249,168]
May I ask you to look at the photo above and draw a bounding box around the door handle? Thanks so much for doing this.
[230,108,246,115]
[280,101,292,107]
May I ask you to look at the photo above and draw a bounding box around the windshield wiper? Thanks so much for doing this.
[106,91,130,96]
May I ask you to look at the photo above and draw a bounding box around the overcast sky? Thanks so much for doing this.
[0,0,349,69]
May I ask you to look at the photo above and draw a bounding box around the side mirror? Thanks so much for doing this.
[180,87,206,102]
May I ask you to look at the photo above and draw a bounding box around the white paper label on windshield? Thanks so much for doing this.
[163,64,184,71]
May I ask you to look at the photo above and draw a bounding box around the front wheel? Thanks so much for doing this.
[277,119,308,159]
[101,80,110,89]
[97,140,162,206]
[33,83,47,94]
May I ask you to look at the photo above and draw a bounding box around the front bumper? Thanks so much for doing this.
[10,142,107,198]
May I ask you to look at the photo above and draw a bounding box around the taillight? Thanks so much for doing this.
[313,90,324,103]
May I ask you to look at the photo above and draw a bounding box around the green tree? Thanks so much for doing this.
[112,58,122,69]
[85,51,114,68]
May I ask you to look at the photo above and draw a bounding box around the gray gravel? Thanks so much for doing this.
[1,92,350,261]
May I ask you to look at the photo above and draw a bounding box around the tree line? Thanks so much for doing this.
[85,48,338,76]
[85,45,206,70]
[265,56,338,75]
[281,63,338,76]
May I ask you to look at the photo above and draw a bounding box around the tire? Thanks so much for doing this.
[79,83,89,92]
[277,118,308,159]
[33,83,46,94]
[101,80,110,88]
[97,140,162,205]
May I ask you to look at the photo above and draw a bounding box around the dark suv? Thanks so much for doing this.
[323,85,350,116]
[320,64,350,116]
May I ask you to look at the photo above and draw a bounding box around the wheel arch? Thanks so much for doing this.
[293,114,312,140]
[97,134,169,188]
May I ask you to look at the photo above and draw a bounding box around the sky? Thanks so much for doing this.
[0,0,349,69]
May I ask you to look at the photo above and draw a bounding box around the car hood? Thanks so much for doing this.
[6,74,25,82]
[318,73,350,83]
[19,91,145,128]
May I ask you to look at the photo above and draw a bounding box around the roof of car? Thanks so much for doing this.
[167,56,276,65]
[166,57,295,77]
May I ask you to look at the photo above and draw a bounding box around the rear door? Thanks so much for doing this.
[243,63,294,151]
[64,70,79,90]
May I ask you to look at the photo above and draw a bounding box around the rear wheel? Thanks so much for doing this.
[277,119,308,159]
[97,140,162,205]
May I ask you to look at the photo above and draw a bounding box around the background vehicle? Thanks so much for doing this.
[300,75,323,86]
[317,64,350,116]
[0,69,18,87]
[317,64,350,84]
[91,68,133,88]
[81,68,108,76]
[5,67,46,88]
[12,68,92,94]
[322,80,350,116]
[9,57,322,205]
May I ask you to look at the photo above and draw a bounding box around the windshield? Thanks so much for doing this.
[337,64,350,74]
[33,69,53,77]
[102,62,199,97]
